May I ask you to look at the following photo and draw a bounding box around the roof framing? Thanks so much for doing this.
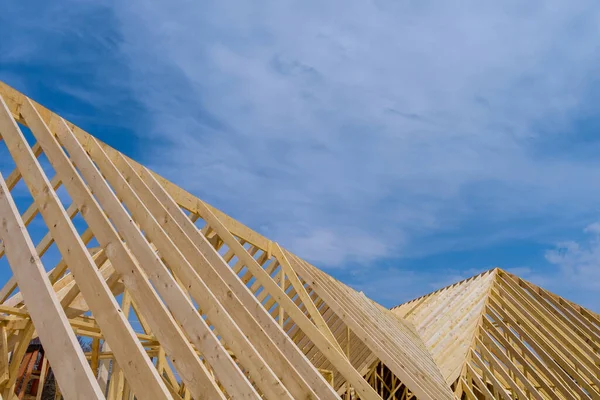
[394,268,600,399]
[1,79,596,400]
[0,81,454,399]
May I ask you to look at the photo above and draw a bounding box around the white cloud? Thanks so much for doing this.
[5,0,600,274]
[291,228,391,266]
[545,223,600,291]
[104,0,600,267]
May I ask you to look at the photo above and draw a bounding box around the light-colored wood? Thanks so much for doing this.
[2,322,34,397]
[392,270,496,384]
[96,341,110,394]
[74,140,275,399]
[272,243,343,354]
[475,336,534,400]
[278,268,285,327]
[0,327,7,387]
[393,266,600,399]
[0,176,72,305]
[106,291,131,400]
[90,338,100,377]
[1,80,599,400]
[192,201,382,400]
[0,94,171,399]
[35,356,48,400]
[288,251,453,400]
[133,163,337,400]
[43,114,229,399]
[0,173,104,400]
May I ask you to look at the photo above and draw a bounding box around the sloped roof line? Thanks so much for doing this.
[392,267,498,317]
[392,269,498,384]
[0,80,454,400]
[395,266,600,399]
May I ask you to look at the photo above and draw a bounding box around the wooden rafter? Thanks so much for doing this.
[0,80,454,399]
[1,79,595,400]
[393,268,600,400]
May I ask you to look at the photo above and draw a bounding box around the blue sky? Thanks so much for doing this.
[1,0,600,311]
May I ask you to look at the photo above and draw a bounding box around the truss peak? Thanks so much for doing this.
[395,267,600,399]
[393,269,497,385]
[1,77,597,400]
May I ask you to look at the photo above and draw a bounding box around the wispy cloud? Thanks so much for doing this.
[545,223,600,290]
[105,0,600,267]
[2,0,600,310]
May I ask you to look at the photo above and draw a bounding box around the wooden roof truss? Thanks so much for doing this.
[0,81,453,399]
[0,80,596,400]
[394,268,600,400]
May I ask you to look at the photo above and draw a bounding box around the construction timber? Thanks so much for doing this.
[0,81,597,399]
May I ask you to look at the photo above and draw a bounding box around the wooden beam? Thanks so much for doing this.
[192,201,381,400]
[0,327,8,387]
[90,150,286,399]
[29,104,226,399]
[0,173,103,399]
[273,243,344,354]
[50,119,256,399]
[0,94,172,400]
[35,356,48,400]
[134,164,337,400]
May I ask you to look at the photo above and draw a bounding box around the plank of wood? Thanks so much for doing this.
[35,356,48,400]
[0,81,272,255]
[134,163,338,400]
[484,305,570,399]
[50,118,251,400]
[192,201,381,400]
[471,344,519,400]
[465,363,494,400]
[0,95,172,400]
[273,243,343,353]
[0,327,7,386]
[288,252,453,400]
[477,331,543,400]
[28,102,228,399]
[2,322,34,397]
[96,341,110,394]
[85,148,287,399]
[489,295,591,399]
[0,175,104,399]
[90,338,100,377]
[0,177,70,303]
